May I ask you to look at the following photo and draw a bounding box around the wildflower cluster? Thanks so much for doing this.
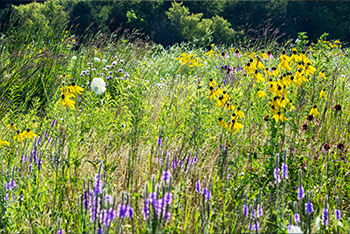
[176,52,204,67]
[60,81,83,109]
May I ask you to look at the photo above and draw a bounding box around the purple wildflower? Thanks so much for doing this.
[57,228,64,234]
[305,202,314,214]
[243,204,249,217]
[50,119,56,128]
[162,170,171,184]
[294,213,300,223]
[94,174,102,194]
[298,186,304,200]
[274,167,281,183]
[205,190,211,202]
[118,69,123,73]
[142,198,150,220]
[281,163,288,179]
[157,136,162,147]
[257,204,263,218]
[195,180,201,193]
[335,209,341,221]
[322,208,328,226]
[117,204,128,219]
[97,227,103,234]
[164,211,171,222]
[171,159,177,170]
[164,192,172,204]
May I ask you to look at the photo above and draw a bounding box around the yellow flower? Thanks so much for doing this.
[21,129,38,140]
[278,60,291,71]
[218,117,227,128]
[222,91,231,102]
[60,94,75,109]
[209,78,218,87]
[0,139,10,147]
[271,67,279,76]
[264,68,272,77]
[61,86,75,98]
[300,51,311,64]
[304,63,316,77]
[235,107,244,118]
[253,70,264,83]
[209,87,218,99]
[319,71,326,79]
[216,96,225,107]
[7,122,17,131]
[69,82,84,95]
[256,89,266,98]
[309,105,319,116]
[280,51,292,62]
[227,119,244,132]
[272,111,287,123]
[262,51,268,60]
[211,44,214,47]
[225,102,235,111]
[14,130,24,141]
[245,62,255,75]
[320,89,327,99]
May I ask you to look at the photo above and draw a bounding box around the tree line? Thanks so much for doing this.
[0,0,349,46]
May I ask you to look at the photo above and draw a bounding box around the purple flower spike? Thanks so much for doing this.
[205,190,211,202]
[50,119,56,128]
[297,186,304,200]
[274,167,281,184]
[57,228,64,234]
[257,204,263,218]
[335,209,341,221]
[195,180,201,193]
[94,174,102,194]
[294,213,300,223]
[322,208,328,226]
[162,170,171,184]
[243,204,249,217]
[165,192,172,204]
[281,163,288,179]
[305,202,314,214]
[157,136,162,147]
[142,198,150,220]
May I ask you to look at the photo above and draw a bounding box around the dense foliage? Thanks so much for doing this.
[0,0,349,46]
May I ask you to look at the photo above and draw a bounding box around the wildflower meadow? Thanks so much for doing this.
[0,19,350,234]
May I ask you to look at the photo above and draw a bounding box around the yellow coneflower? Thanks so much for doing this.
[269,79,278,94]
[290,48,300,62]
[309,105,319,116]
[13,130,24,142]
[261,51,268,60]
[280,51,292,62]
[272,111,287,123]
[300,51,311,64]
[218,117,228,128]
[253,70,264,83]
[209,87,218,99]
[264,68,272,77]
[209,78,218,87]
[60,94,75,109]
[304,63,316,77]
[297,62,304,71]
[318,71,326,79]
[255,57,265,69]
[61,86,75,98]
[320,89,327,99]
[222,91,231,102]
[245,62,255,75]
[6,122,17,131]
[270,96,281,109]
[225,102,235,111]
[256,89,266,98]
[271,67,279,76]
[278,60,291,71]
[235,107,244,118]
[227,119,244,132]
[216,96,225,107]
[0,139,10,147]
[69,82,84,95]
[21,129,38,140]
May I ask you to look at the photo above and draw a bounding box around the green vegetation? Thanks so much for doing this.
[0,1,350,233]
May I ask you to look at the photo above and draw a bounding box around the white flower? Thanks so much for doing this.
[314,216,321,232]
[287,225,302,233]
[94,57,100,62]
[102,59,107,63]
[91,78,106,95]
[71,56,77,60]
